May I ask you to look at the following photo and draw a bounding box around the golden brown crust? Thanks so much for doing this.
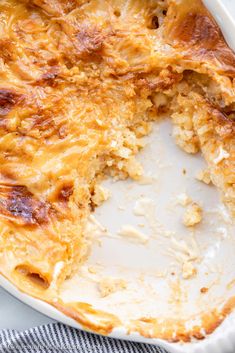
[0,184,51,225]
[0,88,24,116]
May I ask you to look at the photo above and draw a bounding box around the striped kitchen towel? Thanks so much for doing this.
[0,323,168,353]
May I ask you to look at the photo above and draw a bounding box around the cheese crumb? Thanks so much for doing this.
[182,261,197,279]
[88,266,99,274]
[125,158,143,180]
[98,277,127,297]
[134,197,155,216]
[92,185,110,206]
[118,225,149,243]
[196,169,211,185]
[176,193,191,206]
[183,203,202,227]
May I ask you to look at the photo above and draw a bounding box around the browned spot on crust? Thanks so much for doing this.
[0,39,16,63]
[175,13,220,49]
[75,25,106,59]
[151,69,183,91]
[0,184,51,225]
[31,113,54,132]
[0,89,23,116]
[209,106,235,138]
[165,0,235,75]
[35,67,60,87]
[149,16,159,30]
[217,110,235,126]
[58,184,73,202]
[136,67,183,92]
[27,107,67,139]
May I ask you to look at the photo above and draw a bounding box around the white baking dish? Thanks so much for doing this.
[0,1,235,353]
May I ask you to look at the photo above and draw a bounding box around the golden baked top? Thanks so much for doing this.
[0,0,234,341]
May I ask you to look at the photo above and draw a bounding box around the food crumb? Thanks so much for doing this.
[118,225,149,243]
[88,266,98,274]
[182,261,197,279]
[200,287,208,294]
[92,184,110,206]
[196,169,211,185]
[176,193,191,206]
[98,277,127,297]
[183,203,202,227]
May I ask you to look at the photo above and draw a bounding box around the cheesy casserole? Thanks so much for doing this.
[0,0,234,341]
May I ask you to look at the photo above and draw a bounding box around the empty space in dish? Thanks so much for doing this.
[58,119,235,338]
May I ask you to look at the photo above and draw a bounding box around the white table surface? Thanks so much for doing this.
[0,287,54,330]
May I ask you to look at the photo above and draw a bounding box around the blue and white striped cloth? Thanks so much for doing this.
[0,323,168,353]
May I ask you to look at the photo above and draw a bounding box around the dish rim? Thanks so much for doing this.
[1,274,235,353]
